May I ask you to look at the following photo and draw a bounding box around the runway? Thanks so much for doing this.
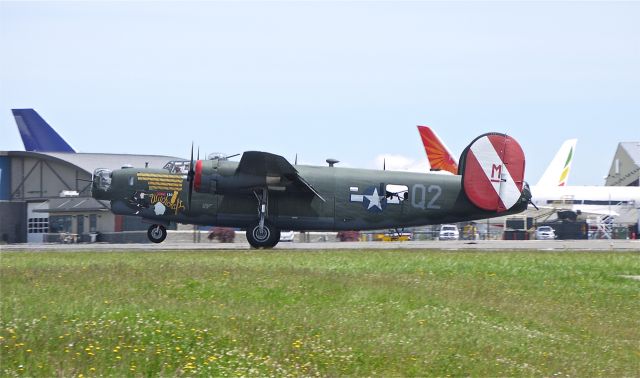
[1,239,639,252]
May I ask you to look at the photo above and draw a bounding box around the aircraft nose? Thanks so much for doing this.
[92,168,113,199]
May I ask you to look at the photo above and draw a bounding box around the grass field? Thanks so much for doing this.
[1,250,638,377]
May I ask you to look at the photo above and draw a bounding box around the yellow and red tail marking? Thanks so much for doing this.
[417,125,458,175]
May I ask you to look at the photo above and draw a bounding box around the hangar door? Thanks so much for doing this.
[27,202,49,243]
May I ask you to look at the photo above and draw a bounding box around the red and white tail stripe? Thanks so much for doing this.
[461,133,525,212]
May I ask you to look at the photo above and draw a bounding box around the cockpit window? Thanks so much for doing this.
[163,160,190,174]
[94,168,113,191]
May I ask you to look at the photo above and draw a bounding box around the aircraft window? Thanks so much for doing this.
[163,160,190,174]
[385,184,409,204]
[128,176,134,186]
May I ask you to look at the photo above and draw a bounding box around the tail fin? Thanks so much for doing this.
[417,125,458,174]
[11,109,75,153]
[535,139,577,187]
[459,133,527,212]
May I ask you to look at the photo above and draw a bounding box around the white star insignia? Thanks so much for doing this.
[364,187,382,210]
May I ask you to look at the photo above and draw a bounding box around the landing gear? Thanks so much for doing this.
[147,224,167,243]
[246,221,280,248]
[247,188,280,248]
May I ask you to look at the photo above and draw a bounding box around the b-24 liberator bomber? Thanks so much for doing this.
[92,132,532,248]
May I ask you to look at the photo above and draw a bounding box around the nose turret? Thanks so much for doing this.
[92,168,113,200]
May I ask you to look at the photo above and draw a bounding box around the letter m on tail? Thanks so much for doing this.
[490,164,503,183]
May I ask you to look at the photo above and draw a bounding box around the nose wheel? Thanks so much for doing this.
[147,224,167,243]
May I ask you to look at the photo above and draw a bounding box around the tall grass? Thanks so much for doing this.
[1,250,638,376]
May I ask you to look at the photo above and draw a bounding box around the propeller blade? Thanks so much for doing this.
[188,177,194,211]
[187,142,195,211]
[190,143,194,171]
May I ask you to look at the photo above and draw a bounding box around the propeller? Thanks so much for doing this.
[187,143,195,211]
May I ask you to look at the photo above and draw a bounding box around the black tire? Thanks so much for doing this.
[246,221,280,249]
[147,224,167,243]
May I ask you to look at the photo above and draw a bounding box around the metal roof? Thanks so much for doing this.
[620,142,640,166]
[33,197,111,213]
[1,151,184,174]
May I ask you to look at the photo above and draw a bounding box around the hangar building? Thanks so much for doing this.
[0,151,182,243]
[605,142,640,187]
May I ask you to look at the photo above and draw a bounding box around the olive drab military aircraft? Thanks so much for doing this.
[91,132,532,248]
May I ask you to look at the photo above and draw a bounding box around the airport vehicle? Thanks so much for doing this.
[280,230,295,242]
[374,231,412,242]
[438,224,459,240]
[92,132,531,248]
[462,223,479,240]
[12,109,75,152]
[535,226,556,240]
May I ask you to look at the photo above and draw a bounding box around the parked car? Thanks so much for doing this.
[535,226,556,240]
[438,224,459,240]
[280,230,295,242]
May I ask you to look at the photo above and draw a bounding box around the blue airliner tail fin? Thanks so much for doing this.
[11,109,75,153]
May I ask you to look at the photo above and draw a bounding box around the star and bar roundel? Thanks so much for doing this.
[350,186,387,213]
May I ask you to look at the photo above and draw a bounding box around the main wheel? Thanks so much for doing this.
[147,224,167,243]
[246,221,280,249]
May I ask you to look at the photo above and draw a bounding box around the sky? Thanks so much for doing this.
[1,1,638,186]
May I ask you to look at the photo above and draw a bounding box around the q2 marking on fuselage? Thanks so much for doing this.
[411,184,442,210]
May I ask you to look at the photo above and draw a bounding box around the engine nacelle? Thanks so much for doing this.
[194,159,289,195]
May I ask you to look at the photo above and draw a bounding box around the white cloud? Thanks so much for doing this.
[372,154,429,173]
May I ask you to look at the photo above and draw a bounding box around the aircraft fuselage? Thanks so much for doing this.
[93,160,529,232]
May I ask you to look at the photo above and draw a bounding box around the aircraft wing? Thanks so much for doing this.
[236,151,326,202]
[237,151,298,176]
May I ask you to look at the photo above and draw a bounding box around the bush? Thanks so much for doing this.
[208,227,235,243]
[337,231,360,241]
